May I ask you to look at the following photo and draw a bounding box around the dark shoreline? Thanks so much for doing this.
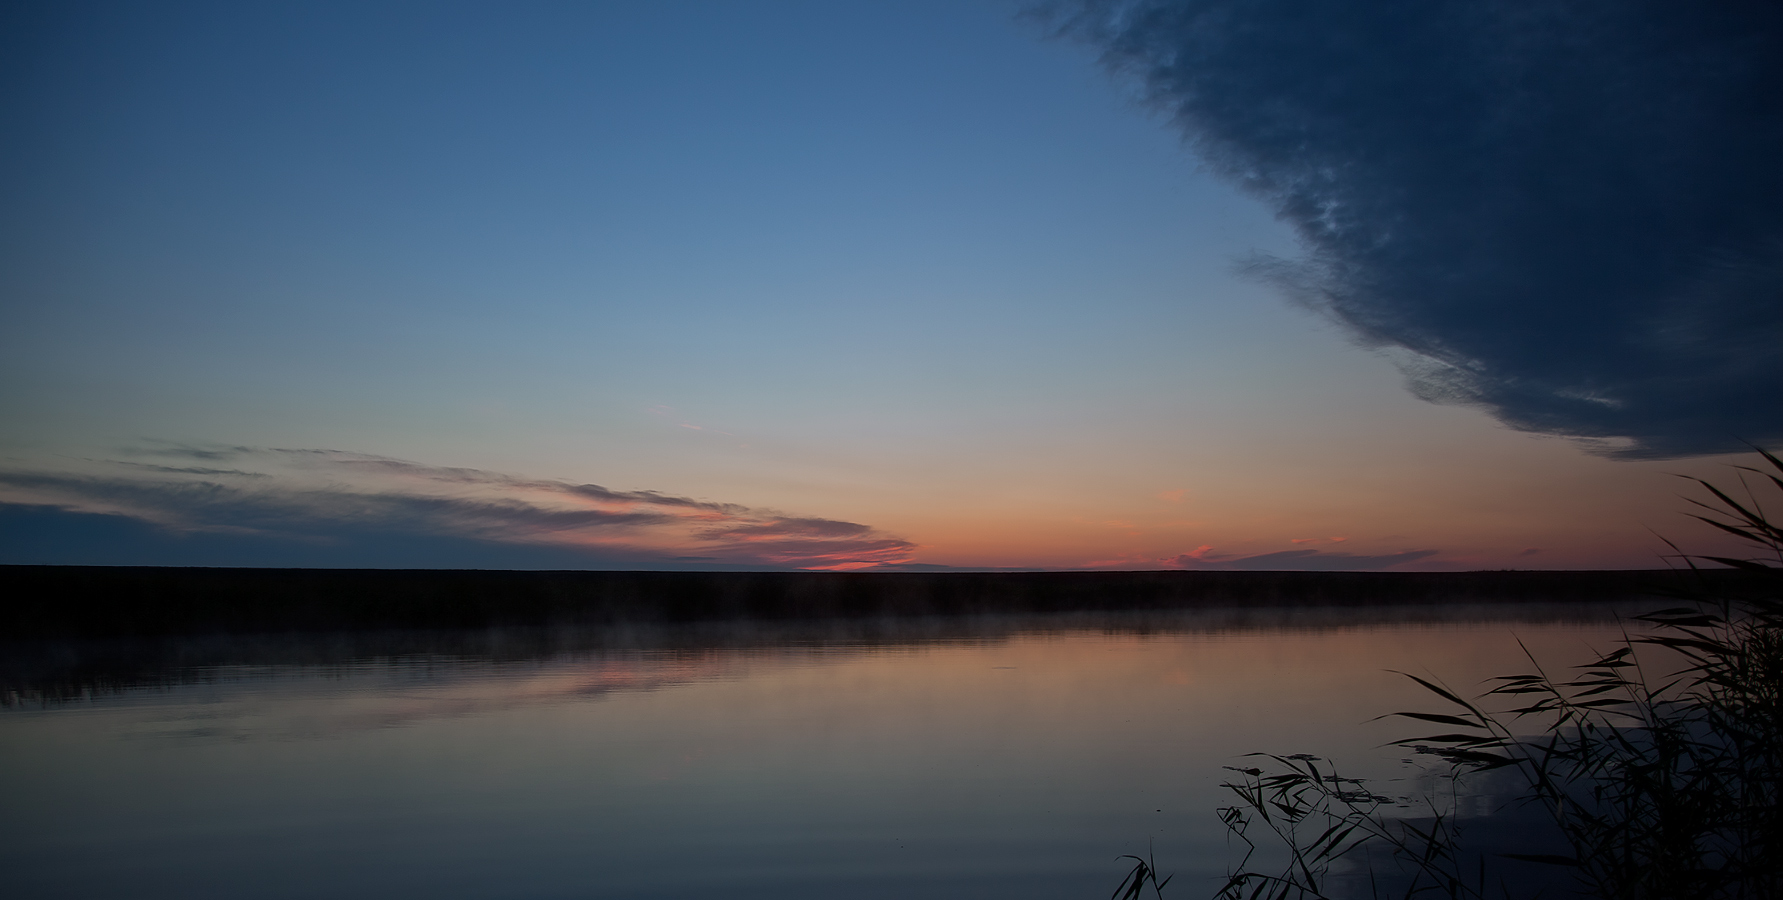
[1,565,1756,639]
[6,565,1761,704]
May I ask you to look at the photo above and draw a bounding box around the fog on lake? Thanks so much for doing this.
[1,604,1634,899]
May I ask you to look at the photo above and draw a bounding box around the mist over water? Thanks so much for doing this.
[3,605,1634,899]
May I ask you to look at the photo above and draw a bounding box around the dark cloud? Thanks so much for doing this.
[1170,547,1439,571]
[132,444,263,461]
[127,445,754,514]
[688,517,914,569]
[0,503,646,570]
[0,469,670,535]
[112,462,272,478]
[699,517,876,541]
[0,447,914,570]
[1040,0,1783,457]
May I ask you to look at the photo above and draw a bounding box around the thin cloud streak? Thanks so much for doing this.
[1041,0,1783,457]
[0,446,915,570]
[1168,546,1440,571]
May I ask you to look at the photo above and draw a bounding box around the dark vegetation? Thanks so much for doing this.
[0,567,1732,640]
[1185,452,1783,899]
[2,598,1637,708]
[1,566,1726,707]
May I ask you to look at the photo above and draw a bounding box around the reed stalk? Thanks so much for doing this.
[1183,449,1783,900]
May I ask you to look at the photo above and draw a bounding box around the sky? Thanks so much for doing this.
[2,0,1778,571]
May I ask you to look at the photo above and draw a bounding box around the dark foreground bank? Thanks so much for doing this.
[0,565,1757,639]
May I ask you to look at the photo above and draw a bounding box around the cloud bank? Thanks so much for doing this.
[0,446,915,570]
[1041,0,1783,457]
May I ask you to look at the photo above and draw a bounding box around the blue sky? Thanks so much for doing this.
[3,1,1775,570]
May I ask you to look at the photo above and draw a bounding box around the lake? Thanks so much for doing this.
[1,603,1637,899]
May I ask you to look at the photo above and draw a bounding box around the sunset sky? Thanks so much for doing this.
[3,0,1779,571]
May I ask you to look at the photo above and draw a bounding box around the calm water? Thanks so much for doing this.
[1,604,1637,899]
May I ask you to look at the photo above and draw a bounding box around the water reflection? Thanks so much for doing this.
[1,603,1638,899]
[4,601,1633,705]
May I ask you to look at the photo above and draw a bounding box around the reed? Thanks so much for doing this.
[1112,845,1175,900]
[1193,449,1783,900]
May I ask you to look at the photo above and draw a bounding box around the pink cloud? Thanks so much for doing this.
[0,446,916,570]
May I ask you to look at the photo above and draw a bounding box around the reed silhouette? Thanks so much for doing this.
[1183,450,1783,900]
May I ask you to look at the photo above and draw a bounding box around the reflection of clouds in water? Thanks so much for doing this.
[103,603,1642,744]
[5,603,1640,710]
[127,652,847,743]
[8,611,1639,899]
